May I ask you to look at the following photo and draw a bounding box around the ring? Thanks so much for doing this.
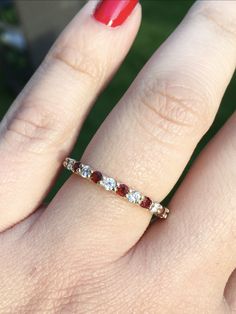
[63,158,170,219]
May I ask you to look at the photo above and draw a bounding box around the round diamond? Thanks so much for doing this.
[100,177,117,191]
[80,165,92,178]
[64,158,75,171]
[150,202,163,215]
[127,191,142,204]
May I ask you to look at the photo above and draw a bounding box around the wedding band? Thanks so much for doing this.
[63,158,170,219]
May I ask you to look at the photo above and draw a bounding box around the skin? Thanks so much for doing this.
[0,0,235,313]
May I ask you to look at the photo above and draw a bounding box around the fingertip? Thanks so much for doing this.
[93,0,140,28]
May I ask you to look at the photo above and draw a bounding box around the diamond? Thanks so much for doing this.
[127,191,142,204]
[64,158,75,171]
[80,165,92,178]
[150,202,163,215]
[100,177,117,191]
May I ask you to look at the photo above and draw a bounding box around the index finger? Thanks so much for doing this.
[0,0,141,231]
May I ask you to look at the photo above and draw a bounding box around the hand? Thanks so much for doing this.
[0,1,235,313]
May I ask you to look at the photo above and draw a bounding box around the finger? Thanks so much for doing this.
[225,269,236,312]
[41,1,236,259]
[0,0,141,230]
[142,113,236,311]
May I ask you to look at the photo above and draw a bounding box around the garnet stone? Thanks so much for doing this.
[116,184,129,197]
[73,162,81,172]
[91,171,103,183]
[140,197,152,209]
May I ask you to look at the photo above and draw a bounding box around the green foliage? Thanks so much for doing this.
[0,4,18,25]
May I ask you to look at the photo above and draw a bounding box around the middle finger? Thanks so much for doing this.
[41,1,236,260]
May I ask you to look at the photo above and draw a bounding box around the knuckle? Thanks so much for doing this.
[4,97,66,153]
[23,255,118,313]
[50,44,105,84]
[134,77,213,142]
[194,1,236,40]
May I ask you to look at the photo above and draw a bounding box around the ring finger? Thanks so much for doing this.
[40,0,236,259]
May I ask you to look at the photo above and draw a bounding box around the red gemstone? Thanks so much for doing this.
[140,197,152,209]
[91,171,103,183]
[73,162,81,172]
[116,184,129,197]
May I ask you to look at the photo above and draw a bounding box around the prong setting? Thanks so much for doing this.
[63,158,170,219]
[100,177,117,191]
[79,165,92,178]
[64,158,75,171]
[126,190,142,204]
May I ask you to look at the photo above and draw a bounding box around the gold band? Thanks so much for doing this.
[63,158,170,219]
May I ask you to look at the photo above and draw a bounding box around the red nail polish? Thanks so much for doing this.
[93,0,139,28]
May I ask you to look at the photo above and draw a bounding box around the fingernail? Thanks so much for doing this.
[93,0,139,28]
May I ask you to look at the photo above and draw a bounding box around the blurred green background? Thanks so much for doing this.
[0,1,235,202]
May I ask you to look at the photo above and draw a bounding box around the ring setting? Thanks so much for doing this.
[63,158,170,219]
